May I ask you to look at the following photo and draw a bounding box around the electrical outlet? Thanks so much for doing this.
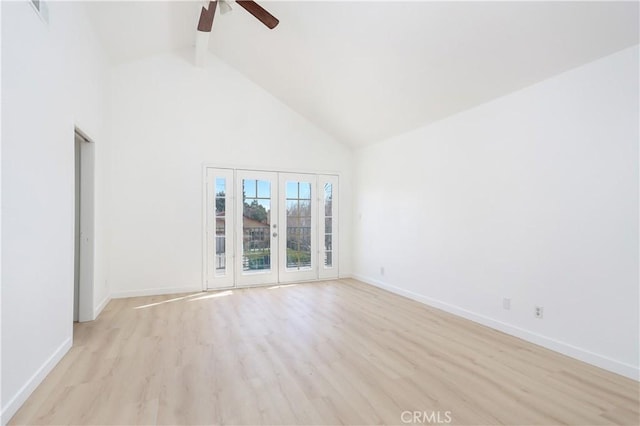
[535,306,544,318]
[380,266,385,276]
[503,298,511,310]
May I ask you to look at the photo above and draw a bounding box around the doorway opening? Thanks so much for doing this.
[74,128,95,322]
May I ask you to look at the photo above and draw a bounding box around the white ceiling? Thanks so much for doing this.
[86,1,639,147]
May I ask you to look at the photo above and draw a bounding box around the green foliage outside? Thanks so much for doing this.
[216,192,225,213]
[287,247,311,266]
[244,200,269,224]
[245,249,271,270]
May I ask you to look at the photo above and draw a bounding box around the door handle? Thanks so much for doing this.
[273,232,278,238]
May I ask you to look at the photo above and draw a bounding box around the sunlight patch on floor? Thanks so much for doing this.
[188,291,234,301]
[133,294,201,309]
[267,284,298,290]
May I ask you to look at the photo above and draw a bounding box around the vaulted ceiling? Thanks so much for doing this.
[86,1,639,147]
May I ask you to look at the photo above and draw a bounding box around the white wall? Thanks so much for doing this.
[353,46,639,379]
[0,1,4,413]
[108,50,352,297]
[1,1,110,422]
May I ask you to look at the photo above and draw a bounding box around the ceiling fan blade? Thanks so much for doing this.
[236,1,279,29]
[197,0,218,32]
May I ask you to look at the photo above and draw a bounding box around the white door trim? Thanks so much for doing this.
[74,128,95,322]
[206,168,235,289]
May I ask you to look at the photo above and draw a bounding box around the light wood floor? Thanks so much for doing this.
[10,279,639,425]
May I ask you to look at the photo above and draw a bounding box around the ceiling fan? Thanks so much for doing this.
[195,0,279,65]
[198,0,279,32]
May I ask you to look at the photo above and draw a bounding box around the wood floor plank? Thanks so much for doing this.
[9,279,639,425]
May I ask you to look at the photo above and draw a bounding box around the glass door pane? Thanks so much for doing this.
[323,183,333,268]
[278,173,317,283]
[215,178,227,274]
[236,170,278,286]
[286,181,312,270]
[242,179,272,272]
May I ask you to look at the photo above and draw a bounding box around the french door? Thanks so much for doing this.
[279,173,317,283]
[235,170,278,286]
[205,168,338,289]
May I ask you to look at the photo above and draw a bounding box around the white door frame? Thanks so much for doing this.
[74,128,95,322]
[205,168,235,288]
[318,175,339,280]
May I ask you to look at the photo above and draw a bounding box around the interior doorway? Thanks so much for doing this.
[74,129,95,322]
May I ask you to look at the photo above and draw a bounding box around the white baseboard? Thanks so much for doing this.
[111,286,203,299]
[93,295,111,319]
[353,274,639,381]
[1,337,72,425]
